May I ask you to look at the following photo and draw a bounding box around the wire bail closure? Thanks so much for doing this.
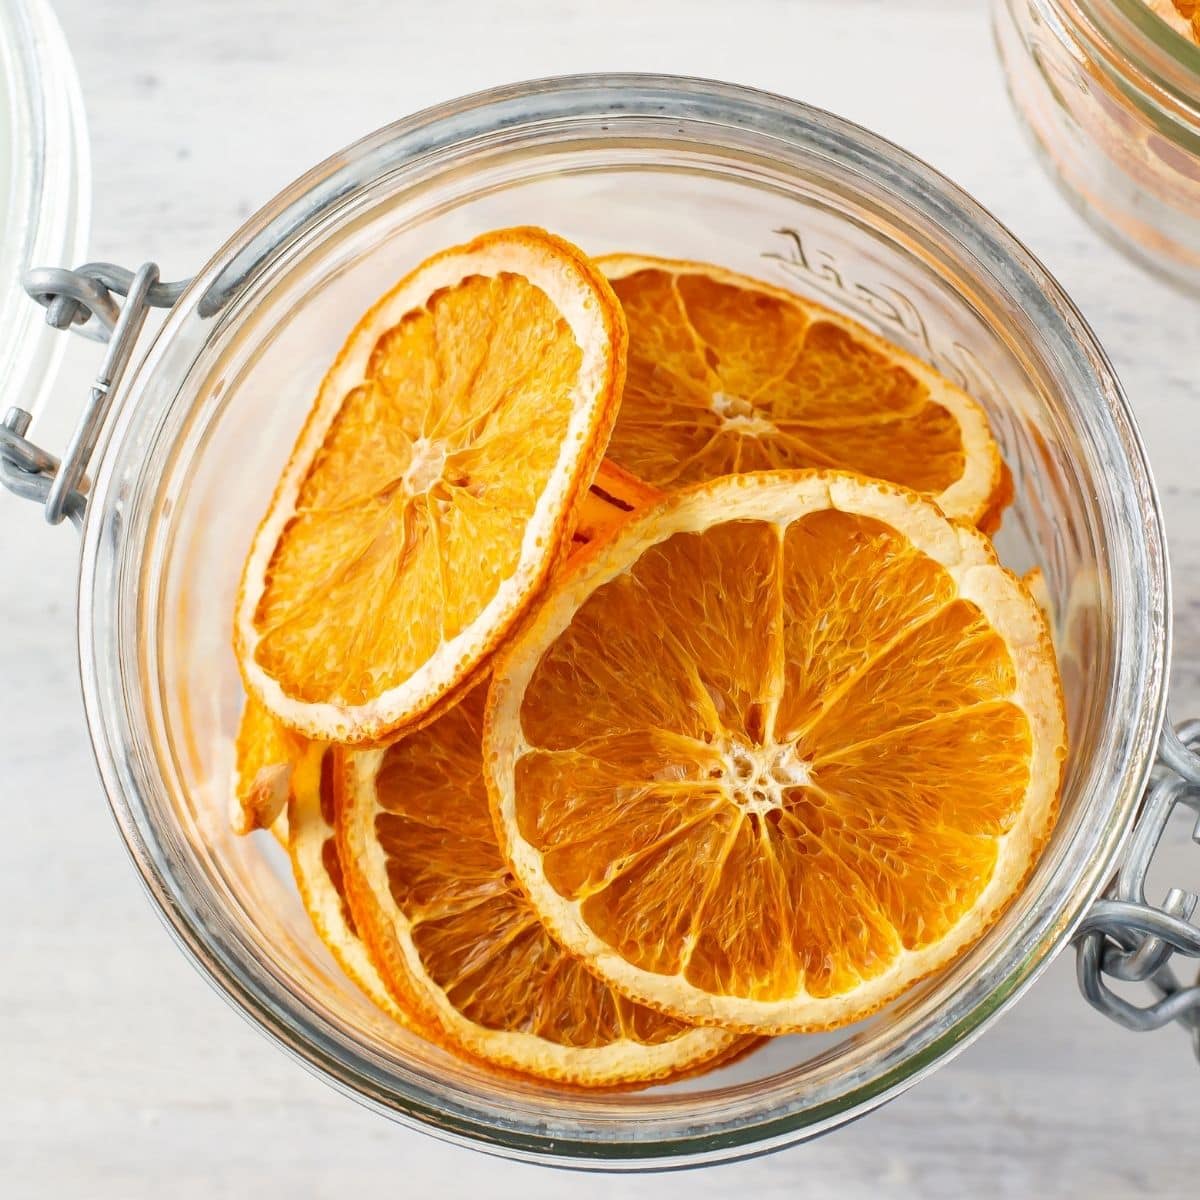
[0,262,188,526]
[1075,719,1200,1061]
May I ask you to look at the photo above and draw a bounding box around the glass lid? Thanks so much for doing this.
[0,0,90,421]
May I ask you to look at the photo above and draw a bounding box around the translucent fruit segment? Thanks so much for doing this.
[252,272,579,707]
[677,815,807,1001]
[683,810,902,1000]
[812,703,1032,841]
[779,798,991,982]
[316,751,358,936]
[578,808,740,977]
[378,809,507,916]
[773,510,957,740]
[513,737,726,898]
[673,273,808,400]
[626,520,785,743]
[775,402,965,494]
[767,320,926,425]
[518,571,722,750]
[800,599,1020,754]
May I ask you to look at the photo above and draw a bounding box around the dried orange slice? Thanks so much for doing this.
[599,255,1005,526]
[336,685,745,1086]
[236,228,627,744]
[486,471,1066,1034]
[285,745,420,1030]
[231,695,306,836]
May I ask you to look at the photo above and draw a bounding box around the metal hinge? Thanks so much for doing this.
[1075,718,1200,1061]
[0,262,189,527]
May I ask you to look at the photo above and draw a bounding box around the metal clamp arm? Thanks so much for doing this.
[0,262,189,526]
[1075,719,1200,1061]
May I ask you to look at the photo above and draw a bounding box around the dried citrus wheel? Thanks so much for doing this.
[286,745,420,1030]
[235,227,627,744]
[336,684,746,1086]
[231,694,307,837]
[486,470,1066,1035]
[598,255,1005,527]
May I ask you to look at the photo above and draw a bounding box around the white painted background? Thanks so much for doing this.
[3,1,1198,1196]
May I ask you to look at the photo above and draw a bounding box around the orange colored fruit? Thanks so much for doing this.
[486,470,1066,1034]
[231,694,306,837]
[235,228,627,744]
[599,255,1005,526]
[575,458,664,547]
[285,744,421,1030]
[336,684,746,1086]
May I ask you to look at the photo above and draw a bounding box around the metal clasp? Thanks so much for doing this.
[1075,719,1200,1061]
[0,262,189,527]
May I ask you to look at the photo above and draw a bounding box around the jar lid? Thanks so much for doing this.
[0,0,90,422]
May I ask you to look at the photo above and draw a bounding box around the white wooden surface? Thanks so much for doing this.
[3,1,1198,1196]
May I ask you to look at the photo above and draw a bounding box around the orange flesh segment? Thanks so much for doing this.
[251,273,580,709]
[315,751,359,937]
[373,687,693,1047]
[606,268,967,497]
[514,511,1033,1004]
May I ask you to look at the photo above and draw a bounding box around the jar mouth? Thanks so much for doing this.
[76,74,1170,1167]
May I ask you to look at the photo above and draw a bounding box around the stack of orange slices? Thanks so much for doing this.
[230,227,1066,1088]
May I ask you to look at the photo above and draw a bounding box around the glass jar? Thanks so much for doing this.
[10,75,1193,1167]
[994,0,1200,292]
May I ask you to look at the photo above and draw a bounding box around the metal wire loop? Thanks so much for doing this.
[1074,718,1200,1061]
[22,262,188,343]
[1160,719,1200,789]
[1,261,187,525]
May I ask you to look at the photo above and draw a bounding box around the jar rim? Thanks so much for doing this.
[76,74,1171,1167]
